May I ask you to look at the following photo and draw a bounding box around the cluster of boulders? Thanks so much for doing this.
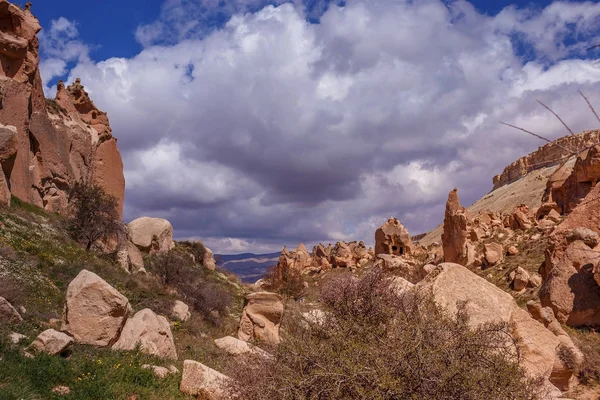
[273,240,375,279]
[0,1,125,213]
[440,188,555,277]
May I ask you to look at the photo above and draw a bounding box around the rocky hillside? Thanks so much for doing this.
[0,1,124,215]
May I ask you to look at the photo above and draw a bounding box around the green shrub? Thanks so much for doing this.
[227,268,544,400]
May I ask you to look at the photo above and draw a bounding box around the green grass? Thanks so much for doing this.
[0,200,247,399]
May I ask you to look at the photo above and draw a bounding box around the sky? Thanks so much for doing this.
[29,0,600,254]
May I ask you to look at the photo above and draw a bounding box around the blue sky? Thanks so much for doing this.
[29,0,600,253]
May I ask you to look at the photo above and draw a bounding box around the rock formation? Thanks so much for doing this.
[0,2,125,213]
[493,130,600,190]
[214,336,270,358]
[128,217,175,254]
[375,217,414,256]
[112,308,178,359]
[441,189,472,265]
[172,300,191,322]
[0,295,22,322]
[238,291,283,346]
[204,246,216,271]
[539,184,600,327]
[62,269,132,346]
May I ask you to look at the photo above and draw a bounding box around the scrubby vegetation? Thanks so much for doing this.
[227,268,544,400]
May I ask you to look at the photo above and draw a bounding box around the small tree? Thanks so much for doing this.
[68,182,124,251]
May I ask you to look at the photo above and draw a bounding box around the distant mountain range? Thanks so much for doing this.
[216,252,281,283]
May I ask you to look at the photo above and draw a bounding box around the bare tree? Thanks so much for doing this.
[67,182,125,251]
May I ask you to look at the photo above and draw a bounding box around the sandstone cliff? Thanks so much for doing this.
[0,1,125,215]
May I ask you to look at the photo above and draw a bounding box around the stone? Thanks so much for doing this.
[512,267,530,291]
[375,217,414,256]
[142,364,178,379]
[547,209,561,223]
[112,308,177,359]
[180,360,232,398]
[9,331,26,344]
[29,329,73,355]
[204,246,216,271]
[172,300,191,322]
[52,386,71,396]
[483,242,504,266]
[377,254,424,283]
[414,263,580,392]
[62,270,131,347]
[390,276,415,296]
[128,217,175,253]
[214,336,270,358]
[238,292,283,346]
[507,245,519,256]
[117,240,145,274]
[528,273,542,288]
[566,227,599,248]
[0,296,22,322]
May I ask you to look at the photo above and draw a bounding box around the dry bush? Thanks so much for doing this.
[262,265,306,300]
[0,278,22,304]
[67,182,125,251]
[227,268,544,400]
[569,328,600,384]
[177,241,206,266]
[147,250,231,325]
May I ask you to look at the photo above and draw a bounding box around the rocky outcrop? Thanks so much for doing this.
[493,130,600,190]
[375,217,414,256]
[442,189,471,265]
[0,2,125,214]
[0,296,22,322]
[204,246,216,271]
[238,292,283,346]
[117,240,145,274]
[29,329,73,356]
[62,269,131,346]
[180,360,232,399]
[539,184,600,327]
[415,263,581,392]
[128,217,175,254]
[112,308,177,359]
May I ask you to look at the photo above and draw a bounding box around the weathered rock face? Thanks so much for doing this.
[238,292,283,346]
[112,308,177,359]
[29,329,73,355]
[0,2,125,215]
[128,217,175,254]
[375,217,414,256]
[415,263,580,392]
[180,360,231,399]
[442,189,471,265]
[540,184,600,327]
[62,270,131,347]
[493,130,600,190]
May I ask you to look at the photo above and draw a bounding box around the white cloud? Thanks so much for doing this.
[39,0,600,253]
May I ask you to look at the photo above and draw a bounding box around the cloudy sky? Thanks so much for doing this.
[32,0,600,254]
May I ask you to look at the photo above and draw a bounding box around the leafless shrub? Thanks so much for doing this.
[262,265,306,300]
[227,268,544,400]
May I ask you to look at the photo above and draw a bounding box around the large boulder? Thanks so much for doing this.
[112,308,177,359]
[62,270,131,347]
[180,360,232,399]
[128,217,175,253]
[29,329,73,356]
[375,217,414,256]
[0,296,22,323]
[117,240,145,274]
[540,184,600,327]
[238,292,283,346]
[414,263,580,392]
